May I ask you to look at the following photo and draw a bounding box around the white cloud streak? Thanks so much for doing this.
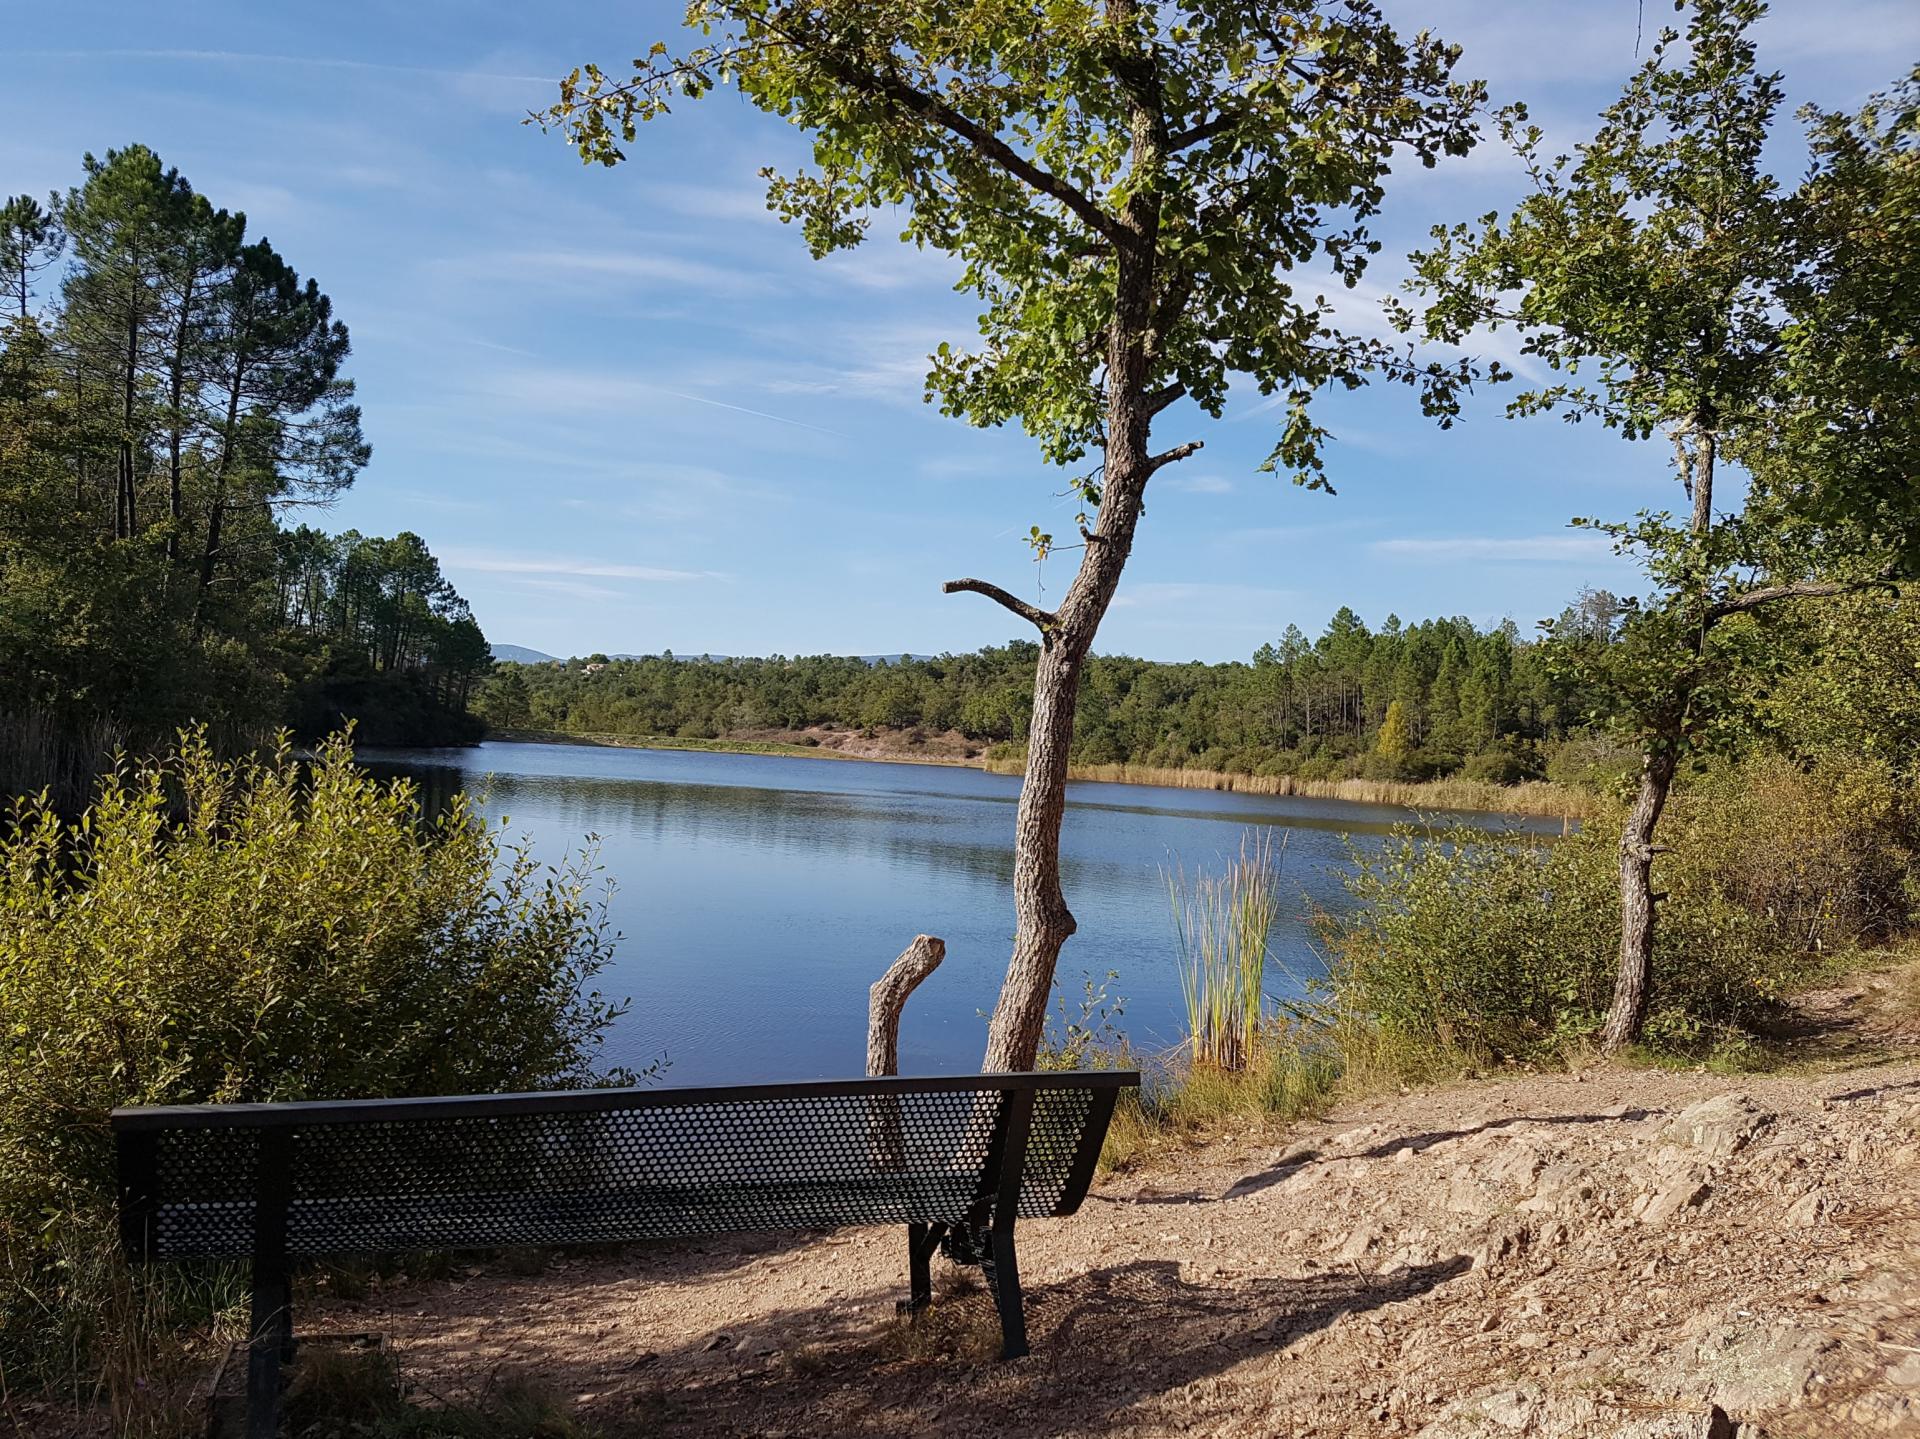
[439,549,728,582]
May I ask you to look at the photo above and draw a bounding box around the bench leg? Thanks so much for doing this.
[900,1221,947,1317]
[245,1262,291,1439]
[981,1222,1029,1360]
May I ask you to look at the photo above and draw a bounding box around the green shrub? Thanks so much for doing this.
[0,731,626,1400]
[1461,744,1542,785]
[1543,733,1640,791]
[1324,788,1823,1063]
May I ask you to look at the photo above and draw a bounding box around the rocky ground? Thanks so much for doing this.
[297,971,1920,1439]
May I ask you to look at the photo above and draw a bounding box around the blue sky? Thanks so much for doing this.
[6,3,1916,662]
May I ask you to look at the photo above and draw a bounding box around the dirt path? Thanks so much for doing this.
[309,1051,1920,1438]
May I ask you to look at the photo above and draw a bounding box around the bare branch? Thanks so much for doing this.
[1707,570,1900,622]
[942,577,1058,632]
[1148,440,1203,471]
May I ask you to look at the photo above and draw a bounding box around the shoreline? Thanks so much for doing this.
[483,728,1592,819]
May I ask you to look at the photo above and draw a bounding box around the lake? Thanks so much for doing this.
[362,741,1552,1085]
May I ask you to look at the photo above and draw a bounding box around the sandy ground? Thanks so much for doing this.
[297,977,1920,1438]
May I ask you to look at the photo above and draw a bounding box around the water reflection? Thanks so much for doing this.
[367,743,1549,1085]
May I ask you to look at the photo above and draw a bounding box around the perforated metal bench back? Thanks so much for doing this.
[115,1073,1131,1262]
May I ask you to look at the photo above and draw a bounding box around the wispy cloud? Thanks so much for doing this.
[439,549,727,582]
[444,248,774,300]
[1372,534,1613,562]
[498,577,630,603]
[478,366,849,437]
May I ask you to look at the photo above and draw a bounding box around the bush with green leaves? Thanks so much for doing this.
[0,731,625,1395]
[1321,754,1904,1062]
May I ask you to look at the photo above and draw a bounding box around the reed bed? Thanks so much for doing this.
[984,756,1591,819]
[0,707,127,813]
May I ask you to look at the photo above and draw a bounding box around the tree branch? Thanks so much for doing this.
[770,13,1126,248]
[1145,381,1187,416]
[942,577,1058,632]
[1148,440,1203,471]
[1707,570,1899,622]
[1167,110,1239,152]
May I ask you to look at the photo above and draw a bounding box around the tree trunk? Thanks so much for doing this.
[975,7,1168,1073]
[981,315,1159,1071]
[983,638,1093,1071]
[1602,419,1715,1053]
[117,267,139,541]
[867,934,945,1169]
[194,369,245,641]
[1599,744,1678,1052]
[867,935,945,1078]
[164,268,197,568]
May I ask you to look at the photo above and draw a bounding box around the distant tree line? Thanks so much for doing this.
[479,595,1640,785]
[0,146,488,792]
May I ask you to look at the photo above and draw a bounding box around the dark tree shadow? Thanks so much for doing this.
[572,1253,1472,1436]
[1827,1077,1920,1103]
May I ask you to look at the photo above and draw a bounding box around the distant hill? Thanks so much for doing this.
[491,644,558,664]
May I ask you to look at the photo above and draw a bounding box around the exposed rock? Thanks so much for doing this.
[1469,1218,1532,1271]
[1783,1188,1825,1227]
[1634,1167,1712,1226]
[1678,1318,1836,1412]
[1660,1094,1773,1163]
[1414,1385,1737,1438]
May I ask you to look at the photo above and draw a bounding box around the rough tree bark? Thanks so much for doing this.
[867,934,945,1078]
[1601,425,1715,1053]
[1600,745,1679,1050]
[955,3,1180,1074]
[867,934,945,1171]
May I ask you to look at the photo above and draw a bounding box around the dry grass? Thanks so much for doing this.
[1896,965,1920,1022]
[1095,1005,1483,1174]
[494,730,1591,818]
[982,757,1591,818]
[284,1346,600,1438]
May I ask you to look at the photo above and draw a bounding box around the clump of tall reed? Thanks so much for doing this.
[980,753,1592,819]
[1166,830,1285,1072]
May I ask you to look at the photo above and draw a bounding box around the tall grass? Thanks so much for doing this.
[1166,831,1285,1070]
[982,755,1590,818]
[0,705,127,813]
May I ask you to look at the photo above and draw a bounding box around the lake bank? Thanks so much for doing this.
[484,727,1592,819]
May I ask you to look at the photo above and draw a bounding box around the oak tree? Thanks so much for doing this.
[541,0,1488,1068]
[1400,2,1919,1049]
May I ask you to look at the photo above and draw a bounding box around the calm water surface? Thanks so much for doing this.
[363,741,1551,1084]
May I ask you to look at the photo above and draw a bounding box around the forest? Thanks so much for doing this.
[0,148,489,802]
[477,586,1916,794]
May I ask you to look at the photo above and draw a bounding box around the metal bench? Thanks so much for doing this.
[114,1069,1136,1438]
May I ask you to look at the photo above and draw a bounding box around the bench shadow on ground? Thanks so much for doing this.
[1103,1109,1660,1207]
[558,1252,1471,1436]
